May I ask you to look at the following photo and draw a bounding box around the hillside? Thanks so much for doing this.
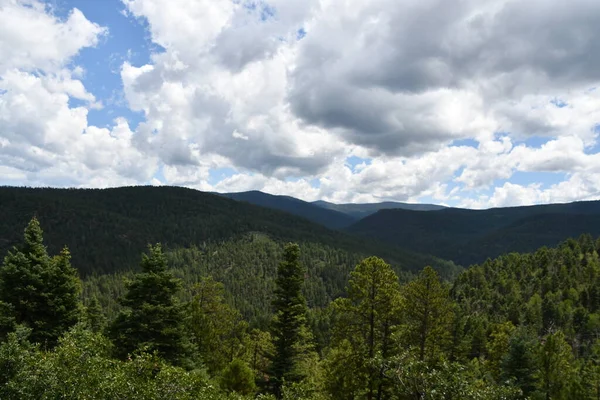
[312,199,445,218]
[219,190,357,229]
[348,200,600,266]
[0,186,456,276]
[84,233,420,326]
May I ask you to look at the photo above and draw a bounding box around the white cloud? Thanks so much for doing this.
[3,0,600,208]
[0,0,155,187]
[0,0,106,74]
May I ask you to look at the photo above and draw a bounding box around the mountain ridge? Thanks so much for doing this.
[347,199,600,266]
[0,186,456,276]
[312,199,446,218]
[218,190,357,229]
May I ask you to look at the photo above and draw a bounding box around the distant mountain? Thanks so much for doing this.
[219,191,357,229]
[347,200,600,266]
[312,199,445,219]
[0,186,456,276]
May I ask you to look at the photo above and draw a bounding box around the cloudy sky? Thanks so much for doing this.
[1,0,600,208]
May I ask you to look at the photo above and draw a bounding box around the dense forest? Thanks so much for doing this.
[3,215,600,399]
[348,200,600,266]
[0,186,456,276]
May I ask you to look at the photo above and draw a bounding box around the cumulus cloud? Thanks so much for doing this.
[3,0,600,208]
[0,0,155,187]
[0,0,106,74]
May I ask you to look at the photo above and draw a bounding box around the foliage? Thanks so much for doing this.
[187,276,247,372]
[348,201,600,266]
[0,325,243,400]
[329,256,403,399]
[84,296,106,333]
[108,244,192,367]
[402,266,454,363]
[3,217,600,399]
[0,186,455,276]
[0,218,81,347]
[220,358,257,395]
[386,352,523,400]
[270,243,310,396]
[535,330,574,399]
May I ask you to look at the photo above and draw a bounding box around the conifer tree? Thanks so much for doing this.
[329,256,402,400]
[403,266,454,363]
[501,330,538,397]
[535,330,574,400]
[187,276,247,373]
[270,243,308,398]
[0,218,81,346]
[109,244,191,367]
[84,296,106,333]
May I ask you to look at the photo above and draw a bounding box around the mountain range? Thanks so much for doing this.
[219,190,444,229]
[2,186,600,276]
[0,186,454,276]
[220,190,600,267]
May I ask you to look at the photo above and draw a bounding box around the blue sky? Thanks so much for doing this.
[1,0,600,208]
[53,0,151,129]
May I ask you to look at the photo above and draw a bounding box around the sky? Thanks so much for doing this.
[1,0,600,208]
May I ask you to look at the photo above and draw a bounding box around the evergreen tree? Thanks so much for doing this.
[501,330,538,397]
[187,276,247,373]
[485,321,516,381]
[220,358,257,395]
[109,244,191,367]
[246,328,275,388]
[329,256,402,400]
[84,296,106,333]
[0,218,81,347]
[535,330,574,400]
[581,340,600,400]
[270,243,308,397]
[402,266,454,363]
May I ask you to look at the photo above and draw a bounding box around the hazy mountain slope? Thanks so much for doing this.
[219,190,357,229]
[0,186,457,276]
[347,201,600,266]
[312,199,445,218]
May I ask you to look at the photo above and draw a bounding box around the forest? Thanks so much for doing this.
[2,216,600,399]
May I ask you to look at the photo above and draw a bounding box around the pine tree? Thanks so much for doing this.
[187,276,247,373]
[329,256,402,400]
[84,296,106,333]
[270,243,308,398]
[0,218,81,346]
[402,266,454,363]
[535,330,574,400]
[109,244,191,367]
[501,330,538,397]
[220,358,257,395]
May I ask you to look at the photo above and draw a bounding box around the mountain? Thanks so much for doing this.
[347,200,600,266]
[0,186,457,276]
[312,199,445,219]
[219,190,357,229]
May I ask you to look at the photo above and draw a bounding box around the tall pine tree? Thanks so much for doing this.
[328,256,402,400]
[403,266,454,363]
[109,244,191,367]
[0,218,81,346]
[270,243,308,398]
[187,276,247,373]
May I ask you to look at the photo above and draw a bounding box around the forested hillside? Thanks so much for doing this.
[83,233,418,328]
[312,199,445,218]
[3,218,600,399]
[219,191,357,229]
[0,186,455,276]
[348,200,600,266]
